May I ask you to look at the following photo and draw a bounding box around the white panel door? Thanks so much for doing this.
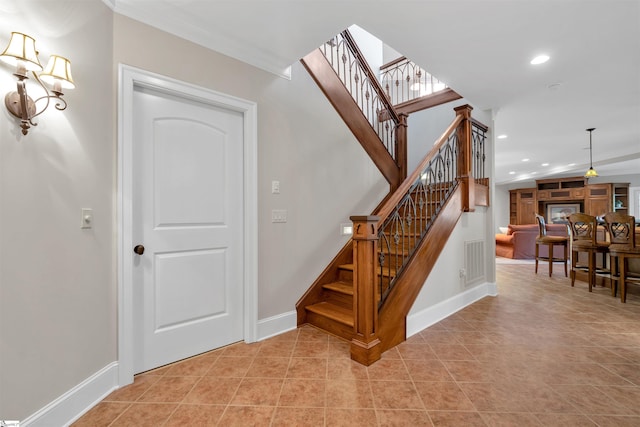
[132,86,244,373]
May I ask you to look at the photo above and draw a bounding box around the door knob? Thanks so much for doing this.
[133,245,145,255]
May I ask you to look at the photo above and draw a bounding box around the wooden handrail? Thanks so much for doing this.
[341,30,401,127]
[380,56,409,71]
[471,117,489,132]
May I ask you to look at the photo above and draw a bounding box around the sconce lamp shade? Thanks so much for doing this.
[0,32,43,71]
[40,55,75,90]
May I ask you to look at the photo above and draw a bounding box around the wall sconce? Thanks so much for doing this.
[1,32,74,135]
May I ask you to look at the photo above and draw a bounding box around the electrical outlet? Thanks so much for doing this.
[271,209,287,223]
[459,268,466,278]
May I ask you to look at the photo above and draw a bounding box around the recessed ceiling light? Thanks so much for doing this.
[541,163,549,166]
[522,158,530,162]
[530,54,550,65]
[509,171,515,175]
[497,134,508,139]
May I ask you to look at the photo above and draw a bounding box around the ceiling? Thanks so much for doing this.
[107,0,640,185]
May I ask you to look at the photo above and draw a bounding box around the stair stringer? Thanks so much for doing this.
[301,49,401,188]
[376,184,464,353]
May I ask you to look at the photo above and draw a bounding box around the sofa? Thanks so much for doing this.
[496,223,569,259]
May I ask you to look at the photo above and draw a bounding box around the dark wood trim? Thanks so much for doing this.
[395,88,463,116]
[471,117,489,132]
[395,113,408,185]
[380,56,408,71]
[455,105,474,212]
[475,182,490,207]
[350,216,382,365]
[301,49,401,188]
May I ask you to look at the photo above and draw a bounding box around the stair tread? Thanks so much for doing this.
[306,302,353,326]
[339,263,397,277]
[323,281,353,295]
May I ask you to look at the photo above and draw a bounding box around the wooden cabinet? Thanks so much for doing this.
[508,177,629,225]
[584,183,629,217]
[536,177,587,202]
[509,188,537,224]
[613,183,630,215]
[584,184,611,217]
[509,191,517,224]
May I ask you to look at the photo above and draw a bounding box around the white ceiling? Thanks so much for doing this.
[108,0,640,184]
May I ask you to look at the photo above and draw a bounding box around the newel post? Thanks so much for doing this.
[349,215,382,365]
[454,104,475,212]
[395,113,409,188]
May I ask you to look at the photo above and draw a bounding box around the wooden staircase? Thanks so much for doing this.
[296,30,490,365]
[297,183,446,344]
[304,264,355,340]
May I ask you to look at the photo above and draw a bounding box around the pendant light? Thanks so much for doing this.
[584,128,598,178]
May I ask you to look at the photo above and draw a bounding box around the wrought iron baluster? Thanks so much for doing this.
[376,124,462,309]
[317,30,400,162]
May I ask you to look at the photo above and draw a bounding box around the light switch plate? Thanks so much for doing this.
[81,208,93,229]
[271,180,280,194]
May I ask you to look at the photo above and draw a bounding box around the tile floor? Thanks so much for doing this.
[73,264,640,426]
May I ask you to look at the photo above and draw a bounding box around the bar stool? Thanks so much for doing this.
[568,213,610,292]
[534,214,569,277]
[603,212,636,297]
[608,246,640,303]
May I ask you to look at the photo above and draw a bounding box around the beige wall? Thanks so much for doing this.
[1,1,388,419]
[0,1,494,420]
[0,0,115,419]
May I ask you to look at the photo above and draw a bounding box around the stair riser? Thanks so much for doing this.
[323,291,353,310]
[338,269,353,283]
[338,268,396,282]
[305,311,354,342]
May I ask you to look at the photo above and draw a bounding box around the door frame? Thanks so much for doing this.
[117,64,258,386]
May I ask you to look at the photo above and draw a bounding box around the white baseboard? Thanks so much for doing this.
[406,281,498,338]
[256,310,297,341]
[21,362,119,427]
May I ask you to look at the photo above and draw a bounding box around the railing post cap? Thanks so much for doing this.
[454,104,473,114]
[350,215,380,222]
[350,216,380,239]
